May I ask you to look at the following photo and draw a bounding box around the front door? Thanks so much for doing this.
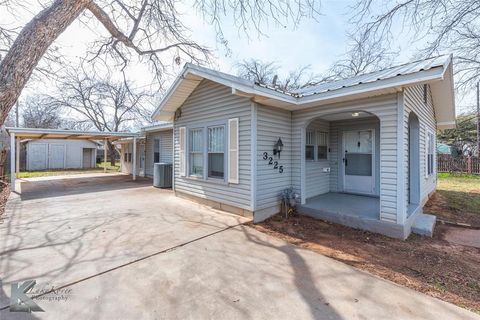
[343,130,375,195]
[139,144,145,176]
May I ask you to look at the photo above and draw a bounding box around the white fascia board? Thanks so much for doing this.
[5,127,140,137]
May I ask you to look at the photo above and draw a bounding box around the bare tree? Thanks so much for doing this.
[22,96,64,128]
[236,59,323,91]
[325,33,396,80]
[0,0,321,125]
[351,0,480,91]
[48,71,153,165]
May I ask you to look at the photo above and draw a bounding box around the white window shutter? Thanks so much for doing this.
[179,127,186,177]
[228,118,239,184]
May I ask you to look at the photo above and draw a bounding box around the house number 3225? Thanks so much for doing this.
[263,152,284,173]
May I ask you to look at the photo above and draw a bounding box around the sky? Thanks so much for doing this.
[0,0,467,127]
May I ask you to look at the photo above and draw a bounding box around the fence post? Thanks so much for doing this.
[467,156,472,174]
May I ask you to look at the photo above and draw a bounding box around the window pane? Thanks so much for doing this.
[345,154,372,176]
[305,146,314,160]
[306,130,314,145]
[208,126,225,152]
[316,131,328,146]
[318,146,328,160]
[190,153,203,176]
[190,129,203,152]
[154,152,160,163]
[208,153,224,178]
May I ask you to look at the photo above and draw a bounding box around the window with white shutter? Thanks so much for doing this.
[179,127,186,176]
[228,118,239,184]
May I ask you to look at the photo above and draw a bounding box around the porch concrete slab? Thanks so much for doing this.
[412,213,437,237]
[303,192,379,219]
[0,174,478,319]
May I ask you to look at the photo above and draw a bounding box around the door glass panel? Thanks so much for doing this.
[345,154,372,176]
[343,131,358,152]
[358,130,372,153]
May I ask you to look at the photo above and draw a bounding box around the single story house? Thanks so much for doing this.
[25,139,98,170]
[116,122,173,177]
[121,55,455,239]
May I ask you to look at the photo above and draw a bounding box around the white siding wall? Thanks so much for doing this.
[292,94,399,223]
[305,119,330,198]
[145,130,173,177]
[404,85,437,207]
[26,139,97,170]
[173,80,252,210]
[255,104,292,213]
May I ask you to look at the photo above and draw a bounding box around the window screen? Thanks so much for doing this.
[316,131,328,160]
[305,130,315,160]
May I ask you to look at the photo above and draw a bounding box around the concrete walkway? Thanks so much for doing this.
[0,173,477,319]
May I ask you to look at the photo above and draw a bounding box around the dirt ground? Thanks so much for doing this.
[251,214,480,314]
[425,192,480,226]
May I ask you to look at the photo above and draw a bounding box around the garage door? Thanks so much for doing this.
[28,144,48,170]
[48,144,65,169]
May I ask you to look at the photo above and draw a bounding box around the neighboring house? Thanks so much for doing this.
[26,139,98,170]
[146,55,455,239]
[117,122,173,177]
[437,143,452,155]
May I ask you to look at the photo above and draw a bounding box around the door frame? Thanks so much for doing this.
[342,129,376,195]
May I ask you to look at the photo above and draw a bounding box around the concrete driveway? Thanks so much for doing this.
[0,173,477,319]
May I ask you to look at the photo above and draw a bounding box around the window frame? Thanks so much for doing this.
[207,125,226,180]
[426,129,435,177]
[316,131,329,161]
[188,127,205,178]
[305,129,315,161]
[185,120,227,182]
[305,129,329,161]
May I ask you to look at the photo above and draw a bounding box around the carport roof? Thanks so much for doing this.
[6,127,139,141]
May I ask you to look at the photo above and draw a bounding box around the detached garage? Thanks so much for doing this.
[26,139,98,170]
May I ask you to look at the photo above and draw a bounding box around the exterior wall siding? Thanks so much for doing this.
[305,119,330,198]
[145,130,173,177]
[403,85,437,208]
[255,104,292,214]
[173,80,252,210]
[292,94,399,223]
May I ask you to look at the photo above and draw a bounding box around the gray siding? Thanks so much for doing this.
[292,94,399,223]
[403,85,437,207]
[255,104,292,212]
[305,119,330,198]
[145,130,173,177]
[173,80,252,210]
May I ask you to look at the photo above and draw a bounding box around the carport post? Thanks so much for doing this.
[104,139,107,173]
[10,132,15,192]
[16,137,20,178]
[132,137,137,181]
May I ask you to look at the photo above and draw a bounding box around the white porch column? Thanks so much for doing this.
[104,139,107,173]
[10,133,15,192]
[132,137,137,180]
[16,137,20,178]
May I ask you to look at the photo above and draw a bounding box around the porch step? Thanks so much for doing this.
[412,213,436,237]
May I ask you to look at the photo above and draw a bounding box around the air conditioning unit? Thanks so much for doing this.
[153,163,172,188]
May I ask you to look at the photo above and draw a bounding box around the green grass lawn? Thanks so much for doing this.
[426,173,480,225]
[18,161,120,179]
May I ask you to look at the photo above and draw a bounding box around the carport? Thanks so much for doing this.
[6,127,140,192]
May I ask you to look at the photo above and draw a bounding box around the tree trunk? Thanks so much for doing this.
[107,141,116,166]
[0,0,89,125]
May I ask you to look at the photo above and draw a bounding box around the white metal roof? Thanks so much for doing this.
[152,55,456,129]
[6,127,140,140]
